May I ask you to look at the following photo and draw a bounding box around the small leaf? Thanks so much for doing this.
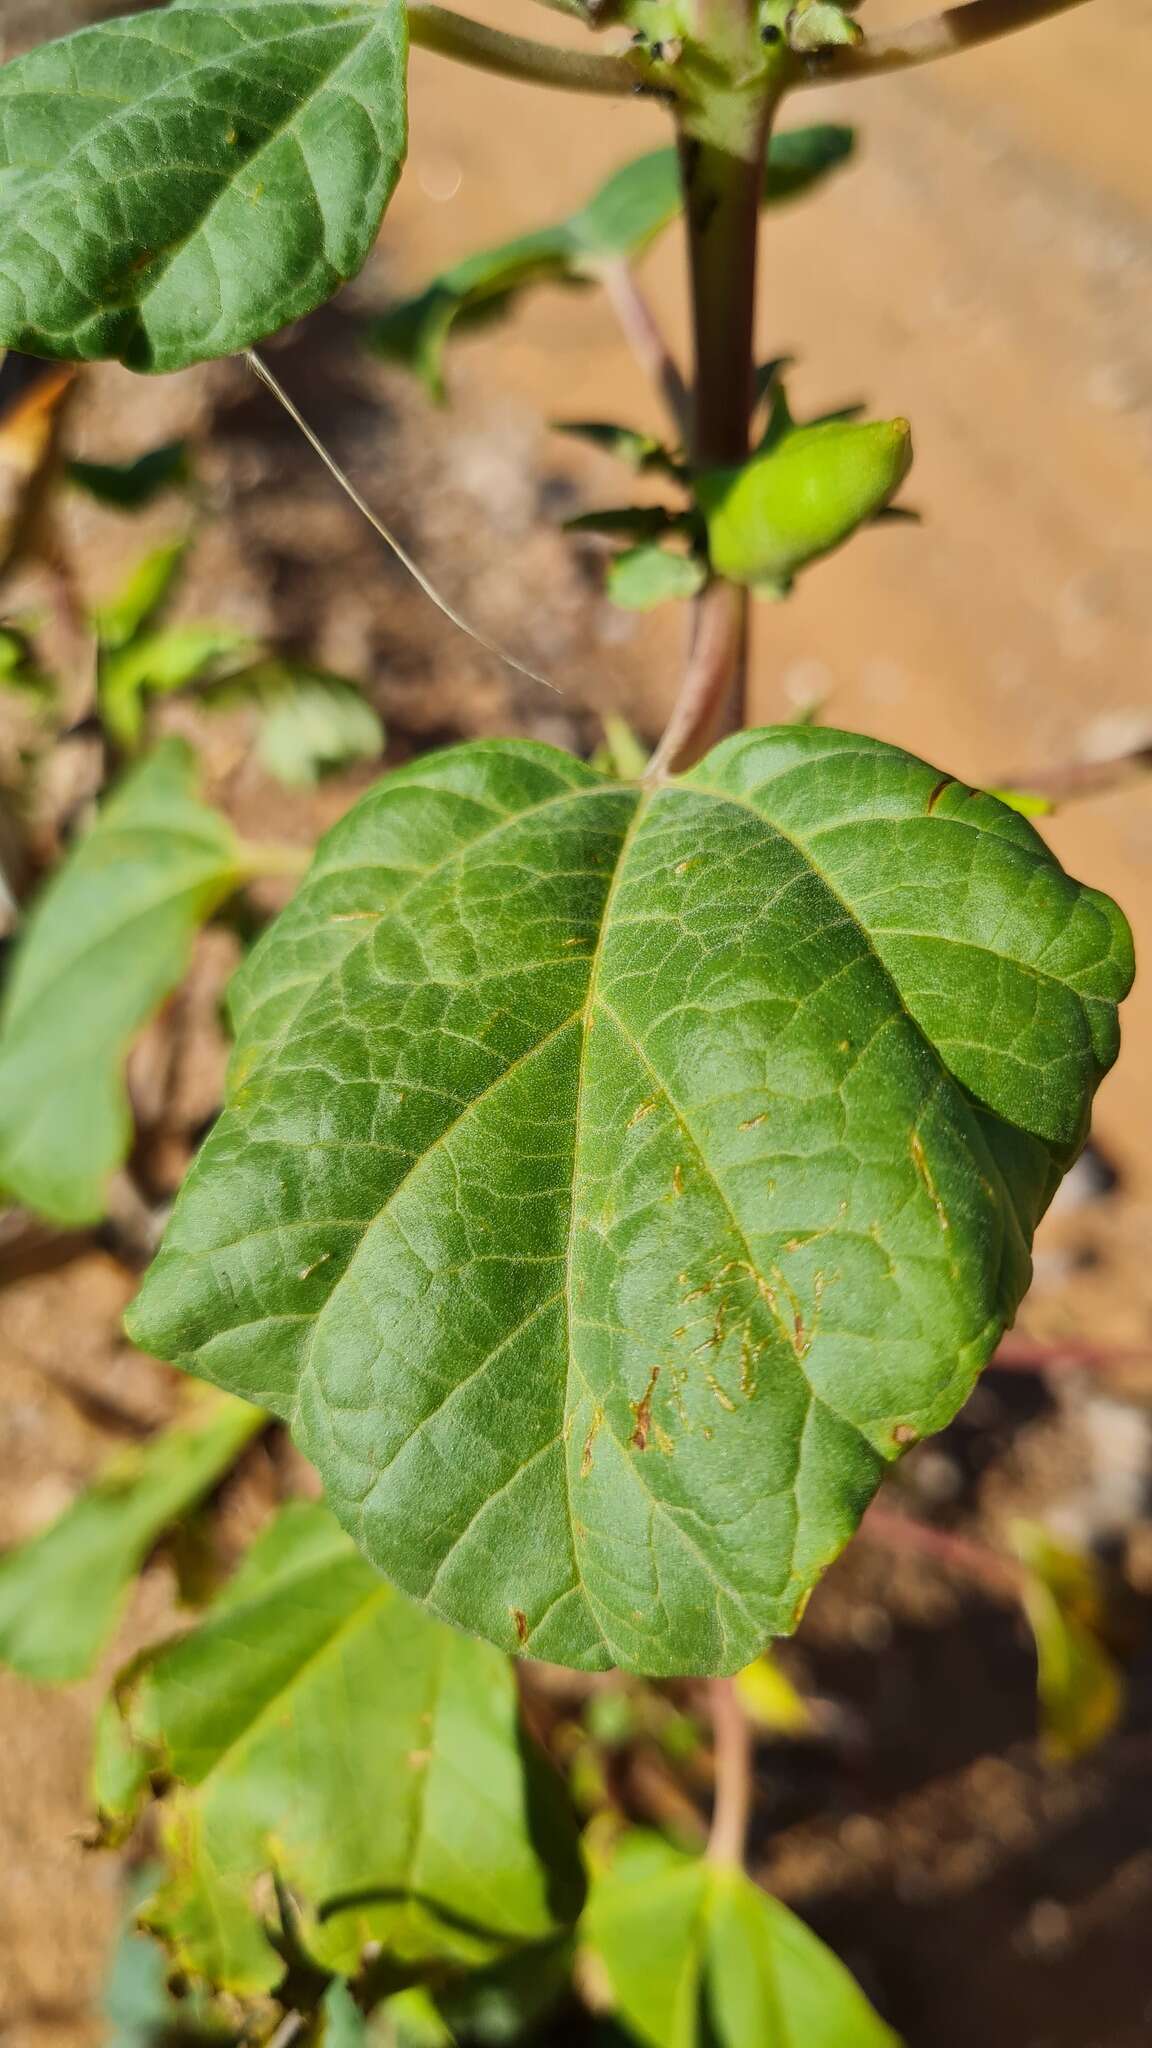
[371,128,853,398]
[585,1832,899,2046]
[988,786,1056,818]
[99,1502,585,1994]
[698,410,913,593]
[592,714,651,784]
[1012,1522,1124,1760]
[95,540,189,654]
[0,0,409,373]
[555,421,682,477]
[69,442,193,512]
[101,626,257,751]
[606,546,706,612]
[0,740,247,1223]
[0,1390,264,1683]
[0,622,55,707]
[567,506,685,542]
[761,124,856,200]
[254,667,384,787]
[127,730,1132,1677]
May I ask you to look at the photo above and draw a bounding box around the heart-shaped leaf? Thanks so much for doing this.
[0,0,408,372]
[127,729,1132,1677]
[95,1502,584,1993]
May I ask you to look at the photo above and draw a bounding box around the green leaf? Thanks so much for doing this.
[1012,1521,1124,1760]
[127,730,1132,1677]
[567,506,686,544]
[554,422,682,478]
[103,1872,237,2048]
[0,1390,263,1683]
[98,1502,584,1995]
[0,622,55,707]
[69,442,193,512]
[786,0,864,52]
[254,666,384,787]
[0,740,246,1223]
[94,539,189,653]
[697,412,913,595]
[585,1833,898,2047]
[0,0,408,373]
[371,128,853,399]
[101,626,257,750]
[606,546,706,612]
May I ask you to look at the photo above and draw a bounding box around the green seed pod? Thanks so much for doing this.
[696,415,913,595]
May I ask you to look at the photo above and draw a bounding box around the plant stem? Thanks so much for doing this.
[808,0,1094,84]
[707,1675,754,1866]
[237,840,311,882]
[596,258,690,437]
[406,4,642,94]
[861,1502,1025,1600]
[648,54,777,777]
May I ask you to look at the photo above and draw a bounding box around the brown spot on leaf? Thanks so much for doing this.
[512,1609,529,1646]
[630,1366,660,1450]
[893,1423,919,1446]
[925,774,955,814]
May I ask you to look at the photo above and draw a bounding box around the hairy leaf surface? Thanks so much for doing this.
[585,1833,899,2046]
[128,730,1132,1676]
[96,1503,584,1993]
[0,740,246,1223]
[0,0,407,371]
[0,1389,263,1682]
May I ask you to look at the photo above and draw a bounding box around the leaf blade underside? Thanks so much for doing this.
[128,729,1132,1676]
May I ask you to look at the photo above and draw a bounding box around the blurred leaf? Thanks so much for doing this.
[0,1390,264,1684]
[372,129,854,398]
[70,442,192,511]
[0,740,246,1222]
[95,538,188,653]
[554,421,682,478]
[1012,1522,1124,1761]
[101,626,257,751]
[566,507,685,542]
[381,1989,456,2047]
[734,1652,812,1736]
[201,661,385,787]
[103,1868,237,2048]
[254,668,385,788]
[698,396,913,594]
[606,546,706,611]
[98,1502,585,1995]
[585,1833,899,2047]
[322,1981,368,2048]
[434,1936,574,2045]
[0,622,55,707]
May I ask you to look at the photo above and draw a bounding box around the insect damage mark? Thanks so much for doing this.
[925,774,956,814]
[910,1129,950,1230]
[511,1608,529,1646]
[628,1094,658,1129]
[630,1366,660,1450]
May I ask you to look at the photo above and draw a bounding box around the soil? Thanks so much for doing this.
[2,1,1152,2043]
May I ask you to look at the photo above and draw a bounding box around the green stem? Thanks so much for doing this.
[406,4,642,94]
[648,23,782,778]
[237,840,311,882]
